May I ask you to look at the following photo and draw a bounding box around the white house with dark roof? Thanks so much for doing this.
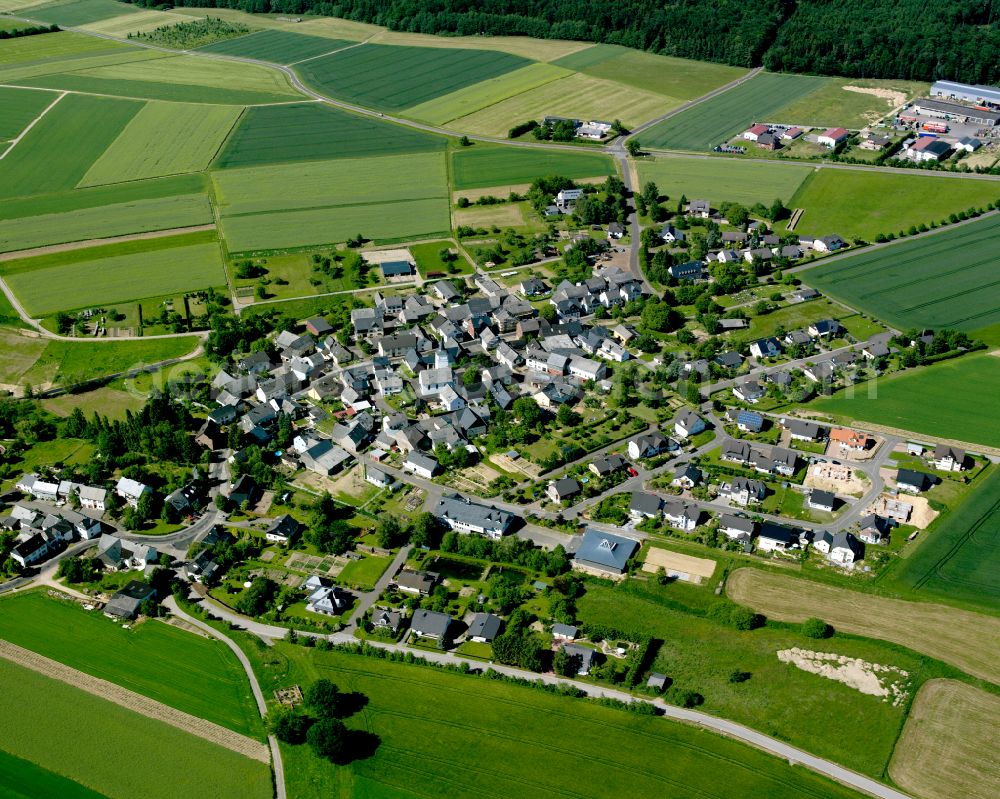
[434,493,513,539]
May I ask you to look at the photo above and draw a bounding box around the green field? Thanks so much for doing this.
[199,28,350,63]
[0,749,108,799]
[769,78,928,129]
[214,102,445,169]
[642,72,831,151]
[297,42,530,111]
[3,235,225,315]
[80,102,241,185]
[801,215,1000,333]
[0,659,270,799]
[0,86,56,140]
[23,0,138,26]
[410,240,473,278]
[0,592,262,736]
[0,193,212,252]
[451,146,614,190]
[0,29,129,67]
[636,156,812,206]
[788,170,1000,241]
[0,93,141,199]
[808,354,1000,449]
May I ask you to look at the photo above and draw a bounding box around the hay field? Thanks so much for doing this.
[636,156,812,206]
[451,145,613,189]
[726,568,1000,684]
[80,8,201,36]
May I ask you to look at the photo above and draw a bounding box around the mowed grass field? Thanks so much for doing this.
[0,86,56,140]
[278,647,865,799]
[801,215,1000,332]
[726,568,1000,684]
[636,157,812,206]
[889,680,1000,799]
[214,102,445,169]
[0,659,271,799]
[78,8,201,36]
[199,29,350,63]
[3,232,225,315]
[0,592,262,736]
[788,170,1000,241]
[22,0,139,26]
[770,77,927,129]
[297,43,530,111]
[0,29,129,68]
[451,146,614,189]
[642,72,831,150]
[80,101,242,185]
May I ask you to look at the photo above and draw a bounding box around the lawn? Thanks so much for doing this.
[41,385,145,419]
[3,235,225,315]
[0,192,212,252]
[801,214,1000,335]
[0,93,142,200]
[409,240,473,278]
[451,145,614,190]
[0,749,106,799]
[296,42,530,111]
[198,29,350,63]
[0,659,271,799]
[769,77,928,129]
[642,72,831,151]
[744,298,847,339]
[214,102,445,169]
[0,592,262,736]
[636,156,812,207]
[0,86,56,140]
[336,555,392,591]
[80,101,242,185]
[450,72,672,136]
[787,170,1000,241]
[23,0,139,26]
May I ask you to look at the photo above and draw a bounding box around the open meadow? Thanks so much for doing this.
[451,146,614,190]
[0,659,271,799]
[18,0,139,26]
[889,679,1000,799]
[725,568,1000,684]
[636,157,812,206]
[198,28,351,63]
[800,215,1000,334]
[769,77,927,129]
[642,72,831,151]
[0,86,56,140]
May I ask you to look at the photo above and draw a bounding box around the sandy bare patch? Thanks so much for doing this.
[805,463,869,495]
[642,547,716,583]
[360,247,413,265]
[778,647,910,705]
[872,481,939,528]
[0,639,269,762]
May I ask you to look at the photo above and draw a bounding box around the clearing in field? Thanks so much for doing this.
[800,215,1000,332]
[3,234,225,316]
[636,156,812,207]
[889,679,1000,799]
[770,77,928,129]
[297,43,530,111]
[641,546,716,583]
[451,72,673,136]
[451,146,613,190]
[403,63,570,126]
[80,102,242,186]
[0,659,271,799]
[642,72,831,151]
[788,170,1000,241]
[553,44,748,99]
[725,567,1000,684]
[24,0,140,26]
[214,102,445,169]
[0,86,57,140]
[199,28,351,63]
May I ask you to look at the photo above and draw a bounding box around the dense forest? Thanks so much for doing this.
[143,0,1000,84]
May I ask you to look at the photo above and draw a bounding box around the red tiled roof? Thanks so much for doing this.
[822,127,849,140]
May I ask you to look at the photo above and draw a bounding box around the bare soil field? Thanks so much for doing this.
[726,568,1000,684]
[889,679,1000,799]
[641,546,716,583]
[804,463,869,495]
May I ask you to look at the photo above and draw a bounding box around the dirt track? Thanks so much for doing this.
[0,638,269,762]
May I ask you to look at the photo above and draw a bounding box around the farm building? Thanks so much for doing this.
[381,260,416,280]
[817,128,849,148]
[906,137,951,162]
[743,123,770,142]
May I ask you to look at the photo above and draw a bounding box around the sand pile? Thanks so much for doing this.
[778,648,910,705]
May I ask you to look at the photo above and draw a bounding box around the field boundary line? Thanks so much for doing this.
[0,638,270,763]
[0,90,66,161]
[286,35,374,66]
[0,224,217,262]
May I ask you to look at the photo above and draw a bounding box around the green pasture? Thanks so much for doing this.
[0,660,271,799]
[297,42,529,111]
[636,156,812,206]
[807,354,1000,449]
[642,72,831,151]
[0,86,56,140]
[451,146,614,189]
[0,18,35,31]
[23,0,138,26]
[80,102,241,185]
[770,77,928,129]
[0,29,128,66]
[743,298,861,340]
[0,93,141,199]
[214,102,445,169]
[199,28,350,63]
[0,749,106,799]
[410,240,473,277]
[336,555,392,590]
[228,246,381,301]
[801,214,1000,332]
[0,49,169,83]
[0,193,212,252]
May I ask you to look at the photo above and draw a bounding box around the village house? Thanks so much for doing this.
[434,493,514,539]
[571,528,639,580]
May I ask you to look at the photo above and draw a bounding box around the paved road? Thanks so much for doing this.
[345,544,411,629]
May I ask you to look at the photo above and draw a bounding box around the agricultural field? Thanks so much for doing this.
[769,77,928,129]
[214,102,445,169]
[725,568,1000,685]
[80,102,242,185]
[641,72,831,151]
[369,28,591,61]
[2,232,225,315]
[0,29,129,68]
[0,749,106,799]
[297,43,530,111]
[20,0,139,26]
[800,215,1000,333]
[787,170,1000,241]
[199,29,350,63]
[889,680,1000,799]
[451,146,614,190]
[0,86,56,140]
[78,8,201,37]
[636,156,812,206]
[0,659,271,799]
[0,592,262,735]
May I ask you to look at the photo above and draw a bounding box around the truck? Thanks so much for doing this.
[922,122,948,133]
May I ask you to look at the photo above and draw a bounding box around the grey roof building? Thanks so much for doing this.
[410,609,452,643]
[468,612,503,643]
[434,493,514,540]
[103,580,156,620]
[572,528,638,578]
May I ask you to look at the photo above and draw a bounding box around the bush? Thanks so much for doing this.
[268,708,312,744]
[801,617,833,639]
[665,687,704,708]
[306,717,348,761]
[708,601,765,630]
